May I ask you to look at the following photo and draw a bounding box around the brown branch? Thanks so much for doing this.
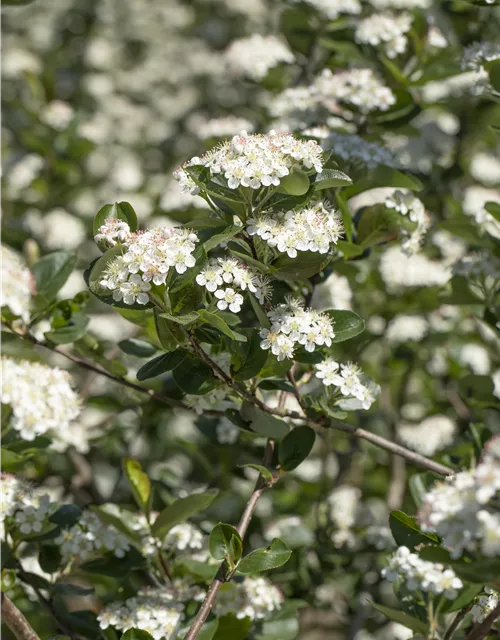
[184,440,276,640]
[444,604,474,640]
[464,603,500,640]
[1,594,40,640]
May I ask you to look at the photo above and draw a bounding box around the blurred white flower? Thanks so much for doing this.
[398,415,456,456]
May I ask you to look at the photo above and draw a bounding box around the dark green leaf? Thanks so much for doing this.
[159,311,200,326]
[452,558,500,584]
[120,629,154,640]
[172,354,214,393]
[343,166,423,199]
[279,426,316,471]
[197,620,219,640]
[32,251,76,300]
[123,458,151,512]
[49,505,82,528]
[38,546,62,574]
[152,489,219,539]
[325,309,365,342]
[249,294,271,328]
[234,330,268,380]
[136,350,187,381]
[45,313,89,344]
[389,510,439,549]
[118,339,158,358]
[203,226,241,252]
[442,582,483,613]
[371,603,427,634]
[214,614,251,640]
[237,538,292,574]
[258,380,295,393]
[271,252,330,281]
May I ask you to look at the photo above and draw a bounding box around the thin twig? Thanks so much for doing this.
[464,603,500,640]
[1,593,41,640]
[184,440,276,640]
[444,604,473,640]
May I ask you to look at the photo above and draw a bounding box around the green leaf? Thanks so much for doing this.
[38,546,62,574]
[159,311,200,326]
[249,294,271,328]
[197,619,219,640]
[172,354,214,393]
[198,309,247,342]
[389,510,439,549]
[489,59,500,92]
[1,569,16,592]
[118,339,158,358]
[228,249,270,274]
[238,464,274,481]
[336,192,355,243]
[209,523,242,561]
[234,330,268,381]
[154,309,181,351]
[120,629,155,640]
[49,505,82,528]
[370,603,427,634]
[336,240,363,258]
[237,538,292,575]
[203,226,241,252]
[357,205,411,248]
[313,169,352,190]
[258,380,295,393]
[409,473,432,509]
[452,558,500,584]
[32,251,76,300]
[213,614,251,640]
[123,458,151,513]
[271,252,330,281]
[279,426,316,471]
[152,489,219,539]
[343,166,423,199]
[88,506,140,544]
[485,201,500,222]
[80,548,145,577]
[240,402,290,440]
[324,309,365,342]
[45,313,89,344]
[442,582,483,613]
[93,201,138,237]
[51,583,94,597]
[459,375,494,402]
[136,350,187,381]
[277,170,310,195]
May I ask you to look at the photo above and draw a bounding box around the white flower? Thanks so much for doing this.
[385,191,430,255]
[176,131,323,194]
[398,416,456,456]
[216,418,239,445]
[322,133,396,169]
[315,68,396,113]
[379,247,451,292]
[164,523,204,552]
[195,116,255,140]
[214,577,283,620]
[56,511,130,561]
[1,245,33,323]
[316,360,377,411]
[224,35,294,81]
[25,208,87,251]
[355,12,413,59]
[114,274,151,305]
[315,358,340,386]
[290,0,361,19]
[1,358,81,442]
[15,494,51,534]
[214,288,244,313]
[471,588,500,623]
[40,100,74,130]
[386,315,429,344]
[94,218,132,248]
[196,266,223,292]
[382,546,463,599]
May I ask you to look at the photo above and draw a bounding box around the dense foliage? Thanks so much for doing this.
[1,0,500,639]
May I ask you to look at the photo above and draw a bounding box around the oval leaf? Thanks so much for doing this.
[325,309,365,343]
[279,426,316,471]
[237,538,292,575]
[136,350,187,381]
[123,458,151,513]
[32,251,76,300]
[152,489,219,539]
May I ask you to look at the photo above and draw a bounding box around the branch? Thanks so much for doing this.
[1,594,40,640]
[464,603,500,640]
[444,604,473,640]
[184,440,276,640]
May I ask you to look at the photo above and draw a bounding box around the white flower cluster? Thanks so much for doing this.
[322,133,396,169]
[56,511,130,561]
[315,68,396,113]
[248,201,343,258]
[224,35,294,81]
[462,42,500,74]
[291,0,361,19]
[129,514,205,558]
[311,273,353,312]
[97,225,199,305]
[196,256,271,310]
[1,357,81,442]
[176,130,323,192]
[398,415,456,456]
[24,208,86,252]
[214,576,283,620]
[1,475,53,538]
[471,588,500,623]
[355,13,413,59]
[185,386,231,415]
[195,116,255,140]
[94,217,132,249]
[368,0,430,7]
[385,191,430,255]
[1,245,33,323]
[379,246,451,292]
[98,586,191,640]
[260,298,335,361]
[419,437,500,558]
[385,314,429,344]
[382,546,463,599]
[316,358,376,410]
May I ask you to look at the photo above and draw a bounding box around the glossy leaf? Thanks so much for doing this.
[237,538,292,574]
[118,339,158,358]
[198,309,247,342]
[123,458,151,513]
[325,309,365,343]
[279,426,316,471]
[234,330,268,380]
[32,251,76,300]
[152,489,219,539]
[389,510,439,549]
[172,353,214,393]
[313,169,352,190]
[240,401,290,440]
[136,350,187,381]
[209,522,242,562]
[93,201,138,237]
[371,603,427,634]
